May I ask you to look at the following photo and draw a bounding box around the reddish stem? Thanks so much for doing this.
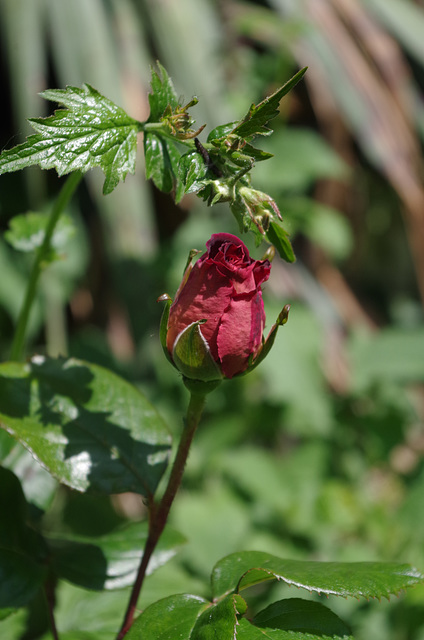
[116,391,206,639]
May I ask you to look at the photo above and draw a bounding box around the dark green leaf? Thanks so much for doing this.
[0,467,27,545]
[4,211,75,255]
[49,521,186,591]
[147,62,180,122]
[0,468,48,609]
[232,68,307,140]
[253,598,353,638]
[0,84,140,195]
[267,221,296,263]
[211,551,424,600]
[126,594,209,640]
[0,468,48,561]
[0,549,47,609]
[0,357,171,496]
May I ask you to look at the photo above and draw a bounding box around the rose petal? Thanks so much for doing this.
[166,260,232,361]
[217,290,265,378]
[206,233,248,258]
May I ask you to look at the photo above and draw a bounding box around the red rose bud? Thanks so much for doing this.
[160,233,284,383]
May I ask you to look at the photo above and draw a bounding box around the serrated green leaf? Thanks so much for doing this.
[147,62,180,122]
[0,84,140,195]
[126,594,209,640]
[237,616,350,640]
[232,68,307,140]
[49,521,186,591]
[211,551,424,601]
[4,211,75,255]
[0,357,171,496]
[253,599,353,639]
[266,221,296,263]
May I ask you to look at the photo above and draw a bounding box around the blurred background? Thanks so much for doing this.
[1,0,424,638]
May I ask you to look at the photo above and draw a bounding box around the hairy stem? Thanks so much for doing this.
[116,391,206,639]
[10,170,82,361]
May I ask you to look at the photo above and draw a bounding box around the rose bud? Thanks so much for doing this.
[159,234,290,388]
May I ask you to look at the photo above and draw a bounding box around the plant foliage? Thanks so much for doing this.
[0,63,307,261]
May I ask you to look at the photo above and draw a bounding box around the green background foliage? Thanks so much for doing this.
[1,0,424,638]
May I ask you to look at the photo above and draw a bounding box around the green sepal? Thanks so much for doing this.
[183,249,202,275]
[183,377,222,397]
[173,249,202,301]
[242,305,290,376]
[173,321,223,382]
[157,294,174,367]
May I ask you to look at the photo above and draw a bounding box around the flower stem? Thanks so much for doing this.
[10,170,83,362]
[116,391,206,640]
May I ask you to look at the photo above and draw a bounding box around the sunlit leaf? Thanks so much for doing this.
[49,522,186,591]
[211,551,424,600]
[5,211,75,255]
[126,594,209,640]
[0,84,140,194]
[0,357,171,496]
[191,594,247,640]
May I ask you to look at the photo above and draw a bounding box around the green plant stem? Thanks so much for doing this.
[44,579,59,640]
[116,391,207,640]
[10,170,83,361]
